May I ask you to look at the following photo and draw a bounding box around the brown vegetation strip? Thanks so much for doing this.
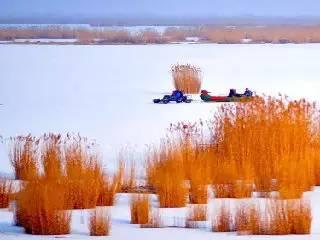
[2,25,320,44]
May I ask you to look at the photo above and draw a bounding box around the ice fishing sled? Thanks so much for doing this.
[153,90,192,104]
[200,89,253,102]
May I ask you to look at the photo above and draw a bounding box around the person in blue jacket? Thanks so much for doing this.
[243,88,253,97]
[172,90,184,99]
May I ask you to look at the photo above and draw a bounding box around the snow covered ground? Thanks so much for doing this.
[1,43,320,239]
[1,190,320,239]
[12,39,78,43]
[0,24,179,34]
[1,43,320,174]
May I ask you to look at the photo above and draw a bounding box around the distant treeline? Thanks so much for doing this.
[2,25,320,44]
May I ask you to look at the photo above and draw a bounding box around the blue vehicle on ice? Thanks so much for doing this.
[153,90,192,104]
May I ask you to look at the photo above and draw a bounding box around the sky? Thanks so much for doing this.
[1,0,320,19]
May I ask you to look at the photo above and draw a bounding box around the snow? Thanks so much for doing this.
[1,190,320,239]
[1,43,320,174]
[1,42,320,238]
[13,39,78,43]
[241,38,253,43]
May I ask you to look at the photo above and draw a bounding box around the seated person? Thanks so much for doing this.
[172,90,183,98]
[228,89,236,97]
[243,88,253,97]
[228,89,242,97]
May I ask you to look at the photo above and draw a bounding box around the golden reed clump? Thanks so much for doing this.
[9,135,39,181]
[147,95,320,212]
[140,210,163,228]
[146,143,188,208]
[212,202,234,232]
[17,180,71,235]
[0,179,13,208]
[130,194,151,224]
[146,123,211,207]
[186,204,207,228]
[64,139,102,209]
[9,133,115,235]
[89,207,111,236]
[211,96,317,199]
[171,64,202,94]
[117,155,137,193]
[235,199,311,235]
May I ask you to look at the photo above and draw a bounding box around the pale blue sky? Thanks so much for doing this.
[1,0,320,18]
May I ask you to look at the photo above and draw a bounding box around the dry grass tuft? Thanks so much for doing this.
[130,194,151,224]
[210,96,316,199]
[171,64,202,94]
[9,135,39,180]
[212,202,234,232]
[235,202,262,235]
[186,204,207,228]
[96,172,119,206]
[17,180,71,235]
[64,136,103,209]
[41,134,63,180]
[146,143,188,208]
[89,207,111,236]
[235,199,311,235]
[140,210,163,228]
[117,157,137,193]
[0,179,13,208]
[10,133,113,235]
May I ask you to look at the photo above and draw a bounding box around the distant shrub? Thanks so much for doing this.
[3,25,320,44]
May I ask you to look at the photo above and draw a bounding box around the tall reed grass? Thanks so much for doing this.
[0,179,13,208]
[212,202,234,232]
[117,157,137,193]
[147,95,319,215]
[96,172,119,206]
[171,64,202,94]
[235,199,311,235]
[10,133,113,235]
[9,135,39,180]
[211,96,316,198]
[140,210,163,228]
[64,135,103,209]
[89,207,111,236]
[186,204,207,222]
[130,194,151,224]
[17,180,71,235]
[146,143,188,208]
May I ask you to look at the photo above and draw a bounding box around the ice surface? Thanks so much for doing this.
[1,43,319,175]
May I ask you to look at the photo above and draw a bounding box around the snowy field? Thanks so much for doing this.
[0,190,320,240]
[1,43,320,173]
[1,43,320,239]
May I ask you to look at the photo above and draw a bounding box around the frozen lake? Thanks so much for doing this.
[1,43,320,173]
